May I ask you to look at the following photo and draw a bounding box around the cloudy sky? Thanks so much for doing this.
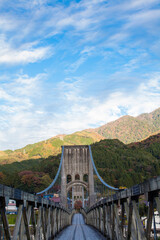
[0,0,160,150]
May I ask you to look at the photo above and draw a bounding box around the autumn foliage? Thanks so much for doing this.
[0,170,52,193]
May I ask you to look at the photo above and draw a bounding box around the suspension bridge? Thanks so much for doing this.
[0,145,160,239]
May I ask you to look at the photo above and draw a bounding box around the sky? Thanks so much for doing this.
[0,0,160,150]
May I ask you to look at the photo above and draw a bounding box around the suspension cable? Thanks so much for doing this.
[37,146,64,195]
[88,145,119,191]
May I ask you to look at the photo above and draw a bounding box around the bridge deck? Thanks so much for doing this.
[55,213,106,240]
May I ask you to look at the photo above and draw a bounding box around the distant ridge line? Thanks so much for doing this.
[0,107,160,164]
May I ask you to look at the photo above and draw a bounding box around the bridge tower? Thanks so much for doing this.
[61,145,95,208]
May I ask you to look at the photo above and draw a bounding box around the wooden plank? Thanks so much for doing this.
[54,208,57,236]
[50,207,54,237]
[124,201,132,240]
[19,212,25,239]
[59,209,62,231]
[132,200,146,240]
[106,205,112,239]
[93,209,96,228]
[61,210,63,231]
[22,206,31,240]
[41,207,46,240]
[155,197,160,215]
[46,207,51,239]
[146,200,153,239]
[114,204,124,240]
[35,206,42,240]
[56,208,59,234]
[0,197,11,240]
[44,207,48,237]
[121,203,125,235]
[95,208,98,229]
[98,207,101,231]
[100,207,103,233]
[124,201,137,240]
[12,204,23,240]
[111,204,115,240]
[20,204,31,240]
[103,205,106,236]
[61,210,63,229]
[31,206,36,237]
[96,208,99,229]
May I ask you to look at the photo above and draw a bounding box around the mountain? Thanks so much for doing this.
[90,133,160,188]
[0,131,104,164]
[0,133,160,192]
[95,107,160,144]
[0,107,160,164]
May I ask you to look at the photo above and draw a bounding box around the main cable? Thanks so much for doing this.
[37,146,64,195]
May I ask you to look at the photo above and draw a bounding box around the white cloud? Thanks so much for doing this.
[0,1,160,150]
[49,73,160,135]
[66,56,86,73]
[0,73,47,150]
[0,72,160,150]
[80,46,95,55]
[124,9,160,30]
[0,16,18,31]
[121,0,159,11]
[0,37,52,64]
[0,0,159,61]
[65,46,95,73]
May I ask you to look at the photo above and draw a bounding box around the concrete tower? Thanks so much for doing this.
[61,145,95,208]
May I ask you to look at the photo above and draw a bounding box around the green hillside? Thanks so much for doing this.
[95,107,160,144]
[0,133,160,193]
[0,131,103,164]
[92,134,160,188]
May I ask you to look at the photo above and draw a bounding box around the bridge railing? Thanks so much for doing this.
[86,176,160,240]
[0,184,70,240]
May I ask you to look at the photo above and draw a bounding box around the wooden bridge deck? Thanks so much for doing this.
[55,213,106,240]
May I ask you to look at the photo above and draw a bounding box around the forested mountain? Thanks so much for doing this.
[0,133,160,193]
[95,107,160,143]
[92,133,160,188]
[0,131,104,164]
[0,107,160,165]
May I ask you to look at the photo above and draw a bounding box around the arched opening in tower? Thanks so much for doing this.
[67,184,88,209]
[67,174,72,183]
[75,174,80,181]
[83,174,88,182]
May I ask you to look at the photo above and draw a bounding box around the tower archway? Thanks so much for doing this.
[61,145,95,208]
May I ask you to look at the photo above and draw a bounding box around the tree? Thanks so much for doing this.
[0,172,5,184]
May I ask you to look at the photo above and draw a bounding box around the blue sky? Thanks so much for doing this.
[0,0,160,150]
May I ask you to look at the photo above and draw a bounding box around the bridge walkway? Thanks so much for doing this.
[55,213,106,240]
